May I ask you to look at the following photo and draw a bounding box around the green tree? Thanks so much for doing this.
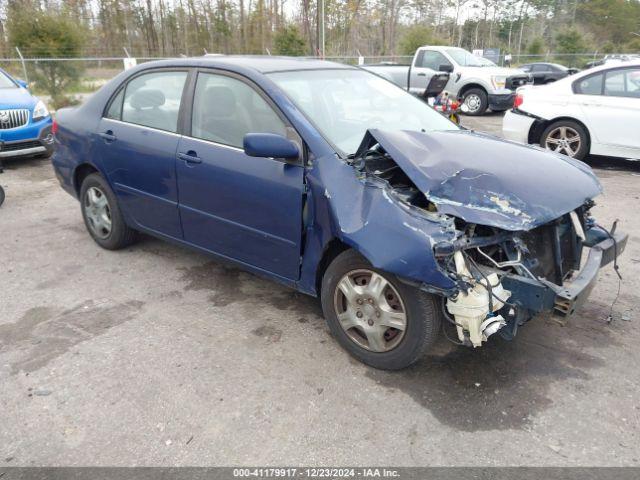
[527,37,544,55]
[555,28,590,66]
[398,25,442,56]
[273,25,307,56]
[7,8,86,106]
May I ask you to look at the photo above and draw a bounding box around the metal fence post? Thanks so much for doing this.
[15,47,29,84]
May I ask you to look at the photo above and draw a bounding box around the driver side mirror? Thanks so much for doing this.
[16,79,28,89]
[243,133,300,162]
[439,64,454,73]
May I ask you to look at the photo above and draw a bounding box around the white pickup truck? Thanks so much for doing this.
[363,46,533,116]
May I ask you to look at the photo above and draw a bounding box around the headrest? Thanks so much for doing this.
[202,86,236,117]
[130,89,165,109]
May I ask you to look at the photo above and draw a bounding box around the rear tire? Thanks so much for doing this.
[461,88,488,116]
[540,120,589,160]
[80,173,137,250]
[320,249,442,370]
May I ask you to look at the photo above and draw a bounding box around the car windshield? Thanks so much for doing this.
[444,48,496,67]
[0,71,17,88]
[268,69,458,156]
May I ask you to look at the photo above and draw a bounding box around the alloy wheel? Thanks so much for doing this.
[545,126,582,157]
[84,186,112,239]
[333,269,407,352]
[464,94,482,113]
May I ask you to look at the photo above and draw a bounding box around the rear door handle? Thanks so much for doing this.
[178,151,202,164]
[417,73,426,77]
[99,130,116,142]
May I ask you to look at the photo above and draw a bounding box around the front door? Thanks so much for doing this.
[96,69,189,238]
[409,49,453,95]
[176,70,305,279]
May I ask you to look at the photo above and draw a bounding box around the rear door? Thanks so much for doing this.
[175,70,305,279]
[97,69,189,238]
[577,66,640,156]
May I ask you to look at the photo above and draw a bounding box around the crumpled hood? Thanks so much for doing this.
[358,129,602,231]
[0,87,37,110]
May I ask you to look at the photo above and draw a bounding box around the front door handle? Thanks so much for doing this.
[178,151,202,164]
[99,130,116,143]
[417,73,426,77]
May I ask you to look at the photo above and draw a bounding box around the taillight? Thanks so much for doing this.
[51,118,58,135]
[513,93,524,109]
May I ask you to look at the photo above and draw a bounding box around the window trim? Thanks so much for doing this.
[104,86,125,121]
[102,67,193,134]
[183,67,304,165]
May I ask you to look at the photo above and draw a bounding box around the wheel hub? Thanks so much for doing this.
[465,94,481,112]
[545,126,581,157]
[333,269,407,352]
[84,186,112,239]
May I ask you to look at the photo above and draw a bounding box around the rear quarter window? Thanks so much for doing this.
[573,72,604,95]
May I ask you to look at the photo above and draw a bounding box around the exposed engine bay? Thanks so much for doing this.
[351,139,625,347]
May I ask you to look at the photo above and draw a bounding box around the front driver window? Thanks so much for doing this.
[191,72,287,149]
[121,71,188,133]
[421,51,450,71]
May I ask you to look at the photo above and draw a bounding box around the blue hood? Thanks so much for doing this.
[358,129,603,231]
[0,87,37,110]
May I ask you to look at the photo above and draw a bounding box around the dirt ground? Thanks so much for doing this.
[1,112,639,466]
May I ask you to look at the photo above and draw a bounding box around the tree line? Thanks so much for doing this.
[0,0,638,60]
[0,0,638,107]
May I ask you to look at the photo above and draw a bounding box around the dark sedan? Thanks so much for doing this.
[51,56,625,370]
[519,62,578,84]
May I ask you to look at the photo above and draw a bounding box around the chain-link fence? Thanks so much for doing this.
[0,52,630,102]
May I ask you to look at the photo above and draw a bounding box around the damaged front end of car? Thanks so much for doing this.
[346,128,628,347]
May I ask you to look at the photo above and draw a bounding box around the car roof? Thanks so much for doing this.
[580,59,640,74]
[144,55,355,74]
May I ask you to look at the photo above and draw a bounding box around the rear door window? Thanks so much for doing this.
[121,71,188,132]
[604,68,640,98]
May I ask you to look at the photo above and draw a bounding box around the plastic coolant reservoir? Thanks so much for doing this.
[446,271,511,347]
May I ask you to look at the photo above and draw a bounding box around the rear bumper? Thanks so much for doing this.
[488,93,516,111]
[501,231,628,317]
[502,109,536,144]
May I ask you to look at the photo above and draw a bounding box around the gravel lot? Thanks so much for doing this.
[1,112,639,466]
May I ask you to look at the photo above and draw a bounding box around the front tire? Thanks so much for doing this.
[320,249,442,370]
[540,120,589,160]
[80,173,137,250]
[461,88,488,116]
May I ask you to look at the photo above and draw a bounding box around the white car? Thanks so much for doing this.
[502,60,640,160]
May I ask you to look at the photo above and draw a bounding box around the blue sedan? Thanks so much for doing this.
[51,57,626,369]
[0,68,54,159]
